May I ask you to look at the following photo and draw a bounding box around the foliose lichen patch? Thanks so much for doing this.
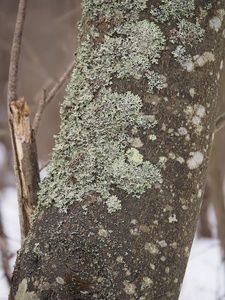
[36,0,205,213]
[36,0,166,212]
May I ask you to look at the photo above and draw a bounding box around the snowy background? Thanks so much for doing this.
[0,141,225,299]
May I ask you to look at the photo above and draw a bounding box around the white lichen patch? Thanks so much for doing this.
[131,219,138,225]
[184,60,195,72]
[178,127,188,135]
[149,134,157,141]
[98,228,108,238]
[141,277,153,290]
[150,263,155,270]
[189,88,196,97]
[131,137,143,148]
[176,157,185,164]
[56,277,65,285]
[192,115,201,126]
[196,105,205,118]
[170,242,177,249]
[123,281,136,295]
[198,189,202,198]
[169,214,178,223]
[165,267,170,274]
[158,240,167,247]
[116,256,124,263]
[194,52,215,67]
[106,195,122,214]
[184,104,205,135]
[187,151,204,170]
[130,228,139,236]
[209,12,224,32]
[145,242,159,254]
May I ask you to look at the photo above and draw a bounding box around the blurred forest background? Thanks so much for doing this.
[1,0,225,298]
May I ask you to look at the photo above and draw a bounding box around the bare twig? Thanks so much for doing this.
[33,60,75,134]
[7,0,28,105]
[39,159,50,172]
[215,112,225,133]
[23,37,51,80]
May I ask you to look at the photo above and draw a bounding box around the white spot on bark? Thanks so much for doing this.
[131,137,143,148]
[209,16,222,31]
[217,72,220,81]
[165,267,170,274]
[158,240,167,247]
[184,60,195,72]
[196,106,205,117]
[198,189,202,198]
[220,60,224,70]
[187,151,204,169]
[178,127,188,135]
[56,277,65,285]
[169,214,178,223]
[189,88,196,97]
[145,242,159,254]
[98,228,108,238]
[150,263,155,270]
[160,256,166,261]
[176,157,185,164]
[116,256,124,263]
[195,52,215,67]
[141,277,153,290]
[192,116,201,125]
[131,219,137,225]
[123,281,136,295]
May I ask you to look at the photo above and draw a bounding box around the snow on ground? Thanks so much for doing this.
[0,186,224,300]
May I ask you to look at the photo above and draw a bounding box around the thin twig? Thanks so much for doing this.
[33,60,75,135]
[39,159,50,172]
[215,112,225,133]
[7,0,28,105]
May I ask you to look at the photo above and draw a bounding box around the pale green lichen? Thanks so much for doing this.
[81,0,147,23]
[126,148,143,165]
[151,0,195,22]
[15,279,37,300]
[106,195,122,214]
[36,0,165,213]
[33,243,43,258]
[152,0,205,68]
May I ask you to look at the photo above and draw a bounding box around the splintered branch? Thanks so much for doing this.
[7,0,40,244]
[33,61,75,135]
[9,98,40,243]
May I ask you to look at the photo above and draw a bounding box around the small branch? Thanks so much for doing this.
[215,112,225,133]
[39,159,50,172]
[33,61,75,135]
[7,0,28,105]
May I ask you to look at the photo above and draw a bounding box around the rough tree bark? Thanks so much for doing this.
[9,1,225,299]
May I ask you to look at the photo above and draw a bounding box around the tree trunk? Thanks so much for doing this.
[9,1,225,299]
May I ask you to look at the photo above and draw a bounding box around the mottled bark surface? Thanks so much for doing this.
[9,1,225,299]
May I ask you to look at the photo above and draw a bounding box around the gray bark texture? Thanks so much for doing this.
[9,1,225,299]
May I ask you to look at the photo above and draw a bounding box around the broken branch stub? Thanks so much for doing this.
[9,98,40,243]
